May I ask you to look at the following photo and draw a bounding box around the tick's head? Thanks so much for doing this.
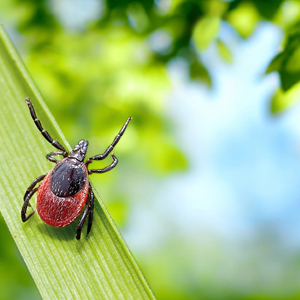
[69,140,89,162]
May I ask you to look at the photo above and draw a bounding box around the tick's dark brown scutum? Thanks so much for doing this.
[22,98,132,240]
[50,158,87,197]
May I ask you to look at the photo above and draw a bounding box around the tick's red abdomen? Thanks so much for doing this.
[37,159,89,227]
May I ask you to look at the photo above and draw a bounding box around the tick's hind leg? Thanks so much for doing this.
[22,175,46,222]
[87,185,94,236]
[76,184,94,240]
[22,188,38,222]
[24,175,46,201]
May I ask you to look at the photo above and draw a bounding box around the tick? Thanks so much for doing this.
[22,98,132,240]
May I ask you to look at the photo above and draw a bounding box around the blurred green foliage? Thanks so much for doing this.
[1,0,300,299]
[4,0,300,114]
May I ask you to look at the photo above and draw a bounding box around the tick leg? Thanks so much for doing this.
[46,151,67,163]
[25,98,68,155]
[85,117,132,165]
[76,185,94,240]
[88,153,118,175]
[76,207,89,240]
[87,185,94,236]
[24,174,46,202]
[22,187,38,222]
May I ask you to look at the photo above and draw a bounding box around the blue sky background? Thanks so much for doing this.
[122,21,300,296]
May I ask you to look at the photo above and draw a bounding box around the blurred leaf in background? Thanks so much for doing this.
[2,0,300,299]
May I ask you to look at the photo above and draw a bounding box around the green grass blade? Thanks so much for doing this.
[0,25,155,300]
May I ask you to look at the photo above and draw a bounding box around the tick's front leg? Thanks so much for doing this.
[88,154,118,175]
[46,151,68,163]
